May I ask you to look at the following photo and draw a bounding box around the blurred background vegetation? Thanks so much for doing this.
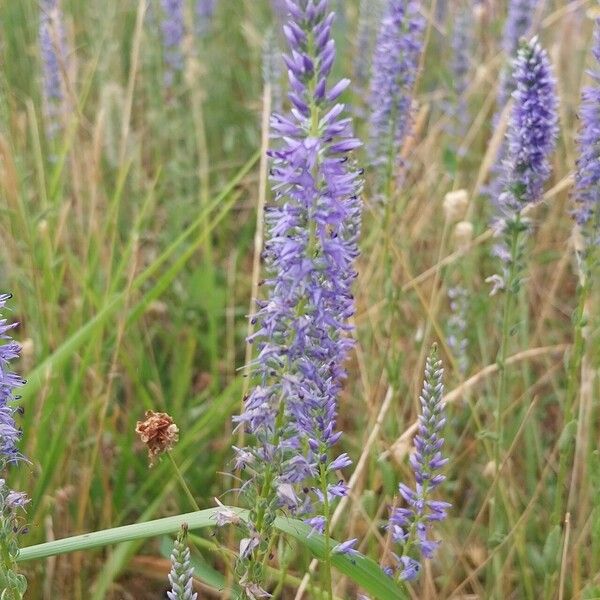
[0,0,599,598]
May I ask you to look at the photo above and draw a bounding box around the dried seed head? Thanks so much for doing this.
[453,220,474,249]
[443,189,469,222]
[135,410,179,465]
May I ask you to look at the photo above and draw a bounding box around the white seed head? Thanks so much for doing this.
[443,189,469,222]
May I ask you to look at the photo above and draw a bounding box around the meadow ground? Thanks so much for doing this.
[0,0,599,598]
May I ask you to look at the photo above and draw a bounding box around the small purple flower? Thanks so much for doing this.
[574,17,600,248]
[368,0,425,180]
[397,555,420,581]
[333,538,360,557]
[387,345,450,580]
[167,525,198,600]
[494,38,558,235]
[161,0,185,87]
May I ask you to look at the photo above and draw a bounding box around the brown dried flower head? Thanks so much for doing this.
[135,410,179,465]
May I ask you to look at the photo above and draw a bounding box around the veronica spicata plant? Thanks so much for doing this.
[547,11,600,561]
[161,0,185,87]
[231,0,363,596]
[368,0,425,190]
[167,524,198,600]
[574,16,600,253]
[0,294,28,599]
[488,39,557,563]
[498,0,542,107]
[387,345,450,582]
[492,38,558,270]
[195,0,216,38]
[449,3,473,147]
[39,0,69,136]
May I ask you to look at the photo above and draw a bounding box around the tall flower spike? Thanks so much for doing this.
[574,16,600,249]
[39,0,68,136]
[161,0,185,87]
[233,0,363,591]
[195,0,216,38]
[449,3,473,146]
[388,345,450,581]
[495,38,558,235]
[354,0,385,92]
[167,524,198,600]
[498,0,541,108]
[262,29,282,115]
[0,294,28,599]
[489,0,541,205]
[368,0,425,185]
[0,295,26,466]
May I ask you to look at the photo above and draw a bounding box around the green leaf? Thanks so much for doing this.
[19,507,407,600]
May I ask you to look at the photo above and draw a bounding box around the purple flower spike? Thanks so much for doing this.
[161,0,185,87]
[354,0,385,90]
[234,0,362,591]
[39,0,69,136]
[0,295,28,597]
[386,345,449,580]
[449,4,473,144]
[196,0,216,38]
[0,295,26,466]
[167,525,198,600]
[495,38,558,234]
[498,0,542,108]
[368,0,425,182]
[574,18,600,248]
[333,538,360,557]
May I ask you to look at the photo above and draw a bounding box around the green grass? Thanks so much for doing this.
[0,0,599,598]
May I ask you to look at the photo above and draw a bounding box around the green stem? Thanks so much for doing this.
[488,220,522,598]
[319,464,334,600]
[167,452,201,512]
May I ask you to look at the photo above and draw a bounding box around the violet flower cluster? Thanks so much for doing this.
[195,0,216,38]
[388,346,450,581]
[574,17,600,249]
[495,39,558,234]
[367,0,425,184]
[0,294,28,599]
[167,525,198,600]
[489,38,557,295]
[161,0,185,87]
[39,0,68,136]
[353,0,384,93]
[449,4,473,146]
[232,0,362,591]
[498,0,541,109]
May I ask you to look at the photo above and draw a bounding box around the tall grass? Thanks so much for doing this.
[0,0,598,598]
